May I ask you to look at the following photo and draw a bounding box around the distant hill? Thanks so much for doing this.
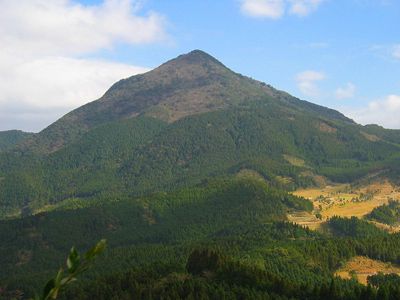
[1,50,400,218]
[0,130,33,152]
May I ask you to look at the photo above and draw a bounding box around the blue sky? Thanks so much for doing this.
[0,0,399,131]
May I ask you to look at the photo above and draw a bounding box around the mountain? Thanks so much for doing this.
[0,130,33,152]
[1,50,400,218]
[22,50,353,153]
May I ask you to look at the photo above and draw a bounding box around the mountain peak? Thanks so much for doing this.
[172,49,224,65]
[155,49,228,76]
[26,50,354,153]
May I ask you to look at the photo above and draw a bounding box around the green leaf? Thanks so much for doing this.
[54,269,64,286]
[66,247,80,273]
[60,276,77,285]
[42,278,55,299]
[84,239,106,260]
[36,239,107,300]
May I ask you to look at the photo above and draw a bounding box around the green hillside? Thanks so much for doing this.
[1,51,400,218]
[2,178,400,299]
[0,130,33,152]
[0,178,311,294]
[1,107,399,218]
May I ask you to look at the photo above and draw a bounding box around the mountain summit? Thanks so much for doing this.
[25,50,351,152]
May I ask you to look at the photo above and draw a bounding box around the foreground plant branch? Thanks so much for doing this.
[33,239,107,300]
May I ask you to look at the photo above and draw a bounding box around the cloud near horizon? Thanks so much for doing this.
[344,95,400,129]
[240,0,324,19]
[0,57,149,132]
[0,0,166,132]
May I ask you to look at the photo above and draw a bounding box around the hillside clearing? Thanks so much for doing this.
[335,256,400,285]
[290,180,400,231]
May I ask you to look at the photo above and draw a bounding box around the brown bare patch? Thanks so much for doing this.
[16,250,32,266]
[318,122,337,133]
[335,256,400,285]
[283,154,305,167]
[360,131,380,142]
[142,204,157,225]
[275,176,293,184]
[236,169,266,182]
[107,222,118,231]
[370,221,400,233]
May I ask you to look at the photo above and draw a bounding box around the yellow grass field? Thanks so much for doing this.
[286,211,322,230]
[289,180,400,231]
[335,256,400,285]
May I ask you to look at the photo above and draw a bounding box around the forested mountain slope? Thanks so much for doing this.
[0,130,33,152]
[1,50,400,218]
[21,50,354,153]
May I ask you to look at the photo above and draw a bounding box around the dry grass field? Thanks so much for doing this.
[289,180,400,231]
[335,256,400,285]
[287,211,322,230]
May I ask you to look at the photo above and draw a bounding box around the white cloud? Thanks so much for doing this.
[392,45,400,60]
[295,70,325,97]
[0,56,149,108]
[289,0,324,16]
[0,0,166,57]
[240,0,285,19]
[370,44,400,61]
[240,0,324,19]
[344,95,400,129]
[0,57,149,132]
[335,82,356,99]
[0,0,166,132]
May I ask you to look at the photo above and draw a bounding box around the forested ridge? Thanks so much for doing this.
[0,130,33,152]
[1,178,400,298]
[1,105,400,218]
[366,200,400,226]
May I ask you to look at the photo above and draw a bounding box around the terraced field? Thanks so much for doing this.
[289,180,400,231]
[335,256,400,285]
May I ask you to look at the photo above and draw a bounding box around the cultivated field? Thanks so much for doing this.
[289,180,400,231]
[335,256,400,285]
